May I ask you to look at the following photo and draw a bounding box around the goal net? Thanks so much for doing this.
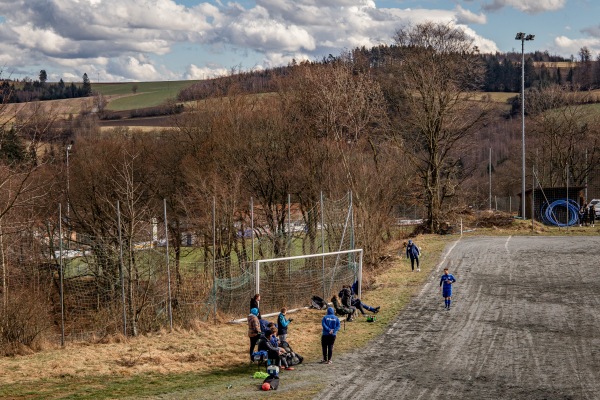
[254,248,363,316]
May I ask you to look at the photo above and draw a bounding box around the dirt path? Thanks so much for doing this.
[312,236,600,399]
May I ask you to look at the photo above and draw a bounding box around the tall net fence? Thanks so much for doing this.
[1,192,355,345]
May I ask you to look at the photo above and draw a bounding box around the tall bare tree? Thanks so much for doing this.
[388,22,491,233]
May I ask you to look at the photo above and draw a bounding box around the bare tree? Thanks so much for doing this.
[388,22,491,233]
[528,85,600,187]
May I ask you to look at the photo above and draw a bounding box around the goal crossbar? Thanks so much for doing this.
[255,248,363,299]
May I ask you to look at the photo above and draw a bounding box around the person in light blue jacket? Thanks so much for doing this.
[277,307,292,342]
[320,307,340,364]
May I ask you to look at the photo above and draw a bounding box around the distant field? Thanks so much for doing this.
[93,80,199,111]
[475,92,517,102]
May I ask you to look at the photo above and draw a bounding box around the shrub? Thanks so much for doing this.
[0,289,54,354]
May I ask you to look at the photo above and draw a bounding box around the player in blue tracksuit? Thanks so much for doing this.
[440,268,456,310]
[406,239,421,271]
[321,307,340,364]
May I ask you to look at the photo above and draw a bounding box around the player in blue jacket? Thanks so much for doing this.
[440,267,456,310]
[320,307,340,364]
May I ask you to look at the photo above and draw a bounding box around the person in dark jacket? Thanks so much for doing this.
[579,205,585,226]
[339,284,378,315]
[320,307,340,364]
[250,293,262,319]
[405,239,421,272]
[247,308,261,361]
[589,204,596,227]
[277,307,292,342]
[349,281,380,314]
[261,327,293,370]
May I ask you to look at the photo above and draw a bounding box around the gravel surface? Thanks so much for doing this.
[315,236,600,400]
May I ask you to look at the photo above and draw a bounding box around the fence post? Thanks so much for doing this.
[320,191,326,300]
[163,199,173,330]
[58,204,65,347]
[212,197,217,323]
[117,201,127,336]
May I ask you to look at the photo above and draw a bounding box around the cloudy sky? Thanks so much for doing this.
[0,0,598,82]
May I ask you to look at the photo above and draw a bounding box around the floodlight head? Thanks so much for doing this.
[515,32,525,40]
[525,34,535,41]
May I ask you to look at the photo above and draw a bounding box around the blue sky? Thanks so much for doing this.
[0,0,598,82]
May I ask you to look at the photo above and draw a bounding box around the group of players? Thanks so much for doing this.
[248,238,457,368]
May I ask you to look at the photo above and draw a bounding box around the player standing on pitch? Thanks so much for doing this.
[440,268,456,310]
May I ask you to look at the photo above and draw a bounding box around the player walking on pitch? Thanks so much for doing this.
[405,239,421,272]
[440,268,456,310]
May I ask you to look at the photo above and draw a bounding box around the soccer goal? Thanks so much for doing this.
[254,248,363,315]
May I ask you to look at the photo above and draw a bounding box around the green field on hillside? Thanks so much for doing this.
[93,80,199,111]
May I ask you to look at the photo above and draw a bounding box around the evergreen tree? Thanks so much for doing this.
[82,73,92,96]
[39,70,47,85]
[0,127,27,163]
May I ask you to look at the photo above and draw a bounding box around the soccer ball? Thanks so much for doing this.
[262,382,271,391]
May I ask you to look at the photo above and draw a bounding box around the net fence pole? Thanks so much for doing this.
[358,248,363,299]
[251,197,255,265]
[58,204,65,347]
[532,166,535,232]
[163,199,173,331]
[489,147,492,210]
[117,201,127,336]
[585,149,588,203]
[566,164,569,230]
[320,191,326,300]
[287,193,291,277]
[349,191,355,281]
[212,197,217,323]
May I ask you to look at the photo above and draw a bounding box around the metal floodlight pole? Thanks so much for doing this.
[516,32,534,218]
[66,144,72,219]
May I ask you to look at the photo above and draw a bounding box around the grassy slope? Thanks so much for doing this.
[93,81,199,111]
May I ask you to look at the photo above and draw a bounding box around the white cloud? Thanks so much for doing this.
[553,36,600,58]
[455,5,487,25]
[184,64,229,80]
[107,55,162,81]
[483,0,566,14]
[0,0,505,81]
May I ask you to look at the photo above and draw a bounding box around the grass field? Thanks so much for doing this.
[92,81,199,111]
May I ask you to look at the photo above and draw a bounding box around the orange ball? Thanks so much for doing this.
[262,382,271,391]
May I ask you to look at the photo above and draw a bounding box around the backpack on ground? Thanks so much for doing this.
[262,375,280,390]
[310,295,327,310]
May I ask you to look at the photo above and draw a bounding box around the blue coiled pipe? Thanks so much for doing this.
[540,199,580,227]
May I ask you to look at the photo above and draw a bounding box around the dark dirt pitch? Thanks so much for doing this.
[315,236,600,399]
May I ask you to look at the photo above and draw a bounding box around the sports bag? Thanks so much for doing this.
[263,375,280,390]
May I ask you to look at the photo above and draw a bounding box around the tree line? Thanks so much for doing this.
[0,71,92,103]
[179,45,600,103]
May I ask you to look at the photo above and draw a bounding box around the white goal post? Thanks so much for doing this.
[255,248,364,301]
